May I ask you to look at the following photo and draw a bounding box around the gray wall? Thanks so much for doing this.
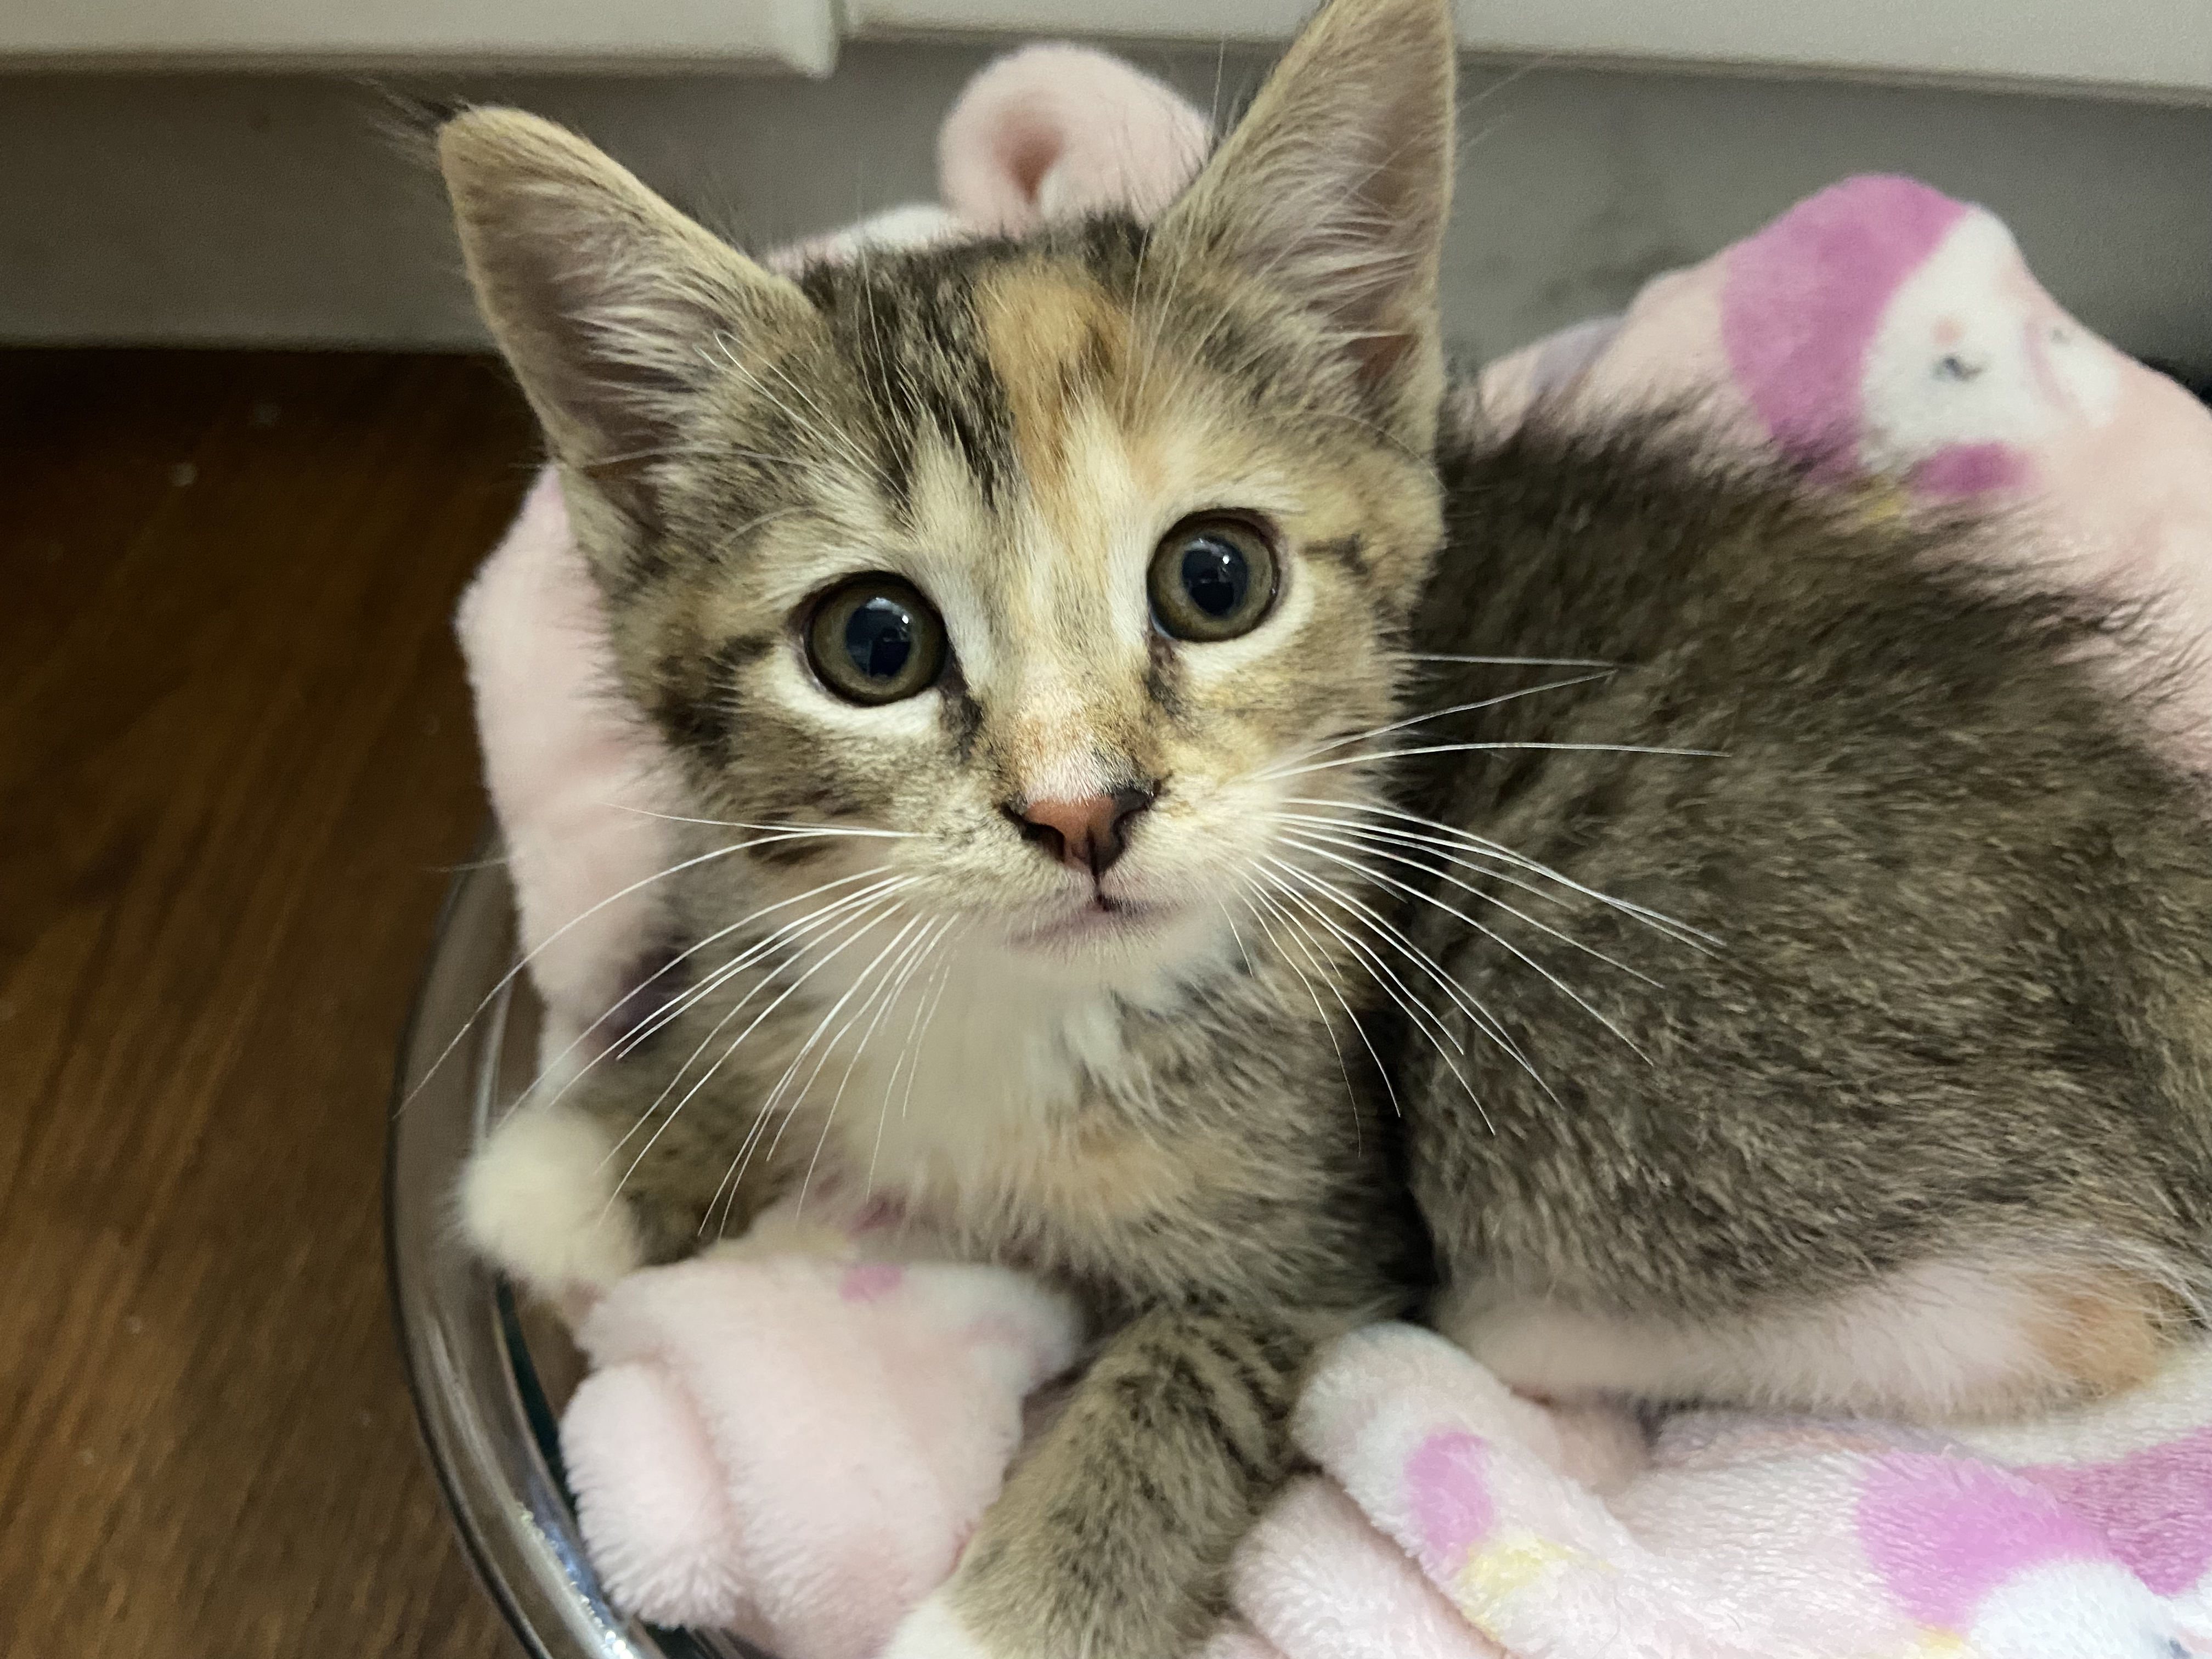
[3,42,2208,364]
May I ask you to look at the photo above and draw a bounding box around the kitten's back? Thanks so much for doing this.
[1397,411,2212,1419]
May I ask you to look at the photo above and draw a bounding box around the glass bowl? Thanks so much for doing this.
[386,846,764,1659]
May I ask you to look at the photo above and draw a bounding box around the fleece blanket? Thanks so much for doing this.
[1211,1324,2212,1659]
[453,50,2212,1659]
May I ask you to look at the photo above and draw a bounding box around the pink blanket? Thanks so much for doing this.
[1216,1325,2212,1659]
[1474,174,2212,770]
[454,61,2212,1659]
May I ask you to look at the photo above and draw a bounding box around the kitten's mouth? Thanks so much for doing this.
[1012,891,1166,950]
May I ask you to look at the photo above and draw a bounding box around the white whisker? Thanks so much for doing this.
[1302,670,1615,760]
[714,911,932,1235]
[1402,652,1617,668]
[1253,856,1469,1060]
[596,882,915,1181]
[1243,875,1403,1122]
[803,915,955,1216]
[597,806,921,838]
[868,921,964,1195]
[603,888,914,1218]
[1278,809,1584,918]
[1216,900,1259,979]
[1280,833,1651,1063]
[537,864,906,1136]
[607,873,913,1064]
[1236,881,1364,1151]
[1260,738,1724,783]
[1278,818,1662,988]
[1253,862,1499,1130]
[399,831,825,1113]
[897,935,962,1125]
[1259,853,1527,1118]
[1283,795,1719,952]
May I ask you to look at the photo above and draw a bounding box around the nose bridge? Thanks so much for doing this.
[986,537,1150,805]
[991,666,1121,806]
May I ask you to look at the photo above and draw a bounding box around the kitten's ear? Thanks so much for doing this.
[1156,0,1455,445]
[438,108,812,518]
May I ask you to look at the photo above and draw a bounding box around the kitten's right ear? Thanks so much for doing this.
[438,108,811,519]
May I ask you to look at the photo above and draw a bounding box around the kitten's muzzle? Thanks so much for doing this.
[1004,785,1157,878]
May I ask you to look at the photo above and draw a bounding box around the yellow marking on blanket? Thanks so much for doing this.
[1451,1528,1584,1622]
[1903,1631,1970,1659]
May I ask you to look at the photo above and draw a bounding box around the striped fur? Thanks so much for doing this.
[443,0,1453,1652]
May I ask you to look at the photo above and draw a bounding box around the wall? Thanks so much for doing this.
[3,41,2208,364]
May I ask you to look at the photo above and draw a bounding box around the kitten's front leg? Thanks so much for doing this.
[461,1060,783,1305]
[461,1098,645,1306]
[883,1308,1333,1659]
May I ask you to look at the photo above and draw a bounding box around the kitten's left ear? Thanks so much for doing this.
[439,108,814,527]
[1156,0,1456,449]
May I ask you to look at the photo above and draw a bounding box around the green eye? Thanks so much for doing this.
[805,575,948,704]
[1148,516,1279,642]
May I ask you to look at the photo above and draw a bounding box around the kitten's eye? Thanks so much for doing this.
[1148,516,1279,642]
[805,575,948,704]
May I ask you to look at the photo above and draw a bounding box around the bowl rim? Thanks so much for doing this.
[383,842,753,1659]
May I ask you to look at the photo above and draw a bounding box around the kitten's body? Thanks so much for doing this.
[1396,416,2212,1419]
[441,2,2212,1652]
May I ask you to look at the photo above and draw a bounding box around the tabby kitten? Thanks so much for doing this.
[446,1,1452,1654]
[445,0,2212,1649]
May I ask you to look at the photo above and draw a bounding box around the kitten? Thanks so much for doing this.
[442,0,2212,1651]
[442,0,1451,1654]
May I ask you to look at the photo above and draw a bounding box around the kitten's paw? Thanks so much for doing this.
[881,1592,997,1659]
[460,1102,641,1302]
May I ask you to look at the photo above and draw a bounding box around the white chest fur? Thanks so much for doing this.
[793,932,1136,1189]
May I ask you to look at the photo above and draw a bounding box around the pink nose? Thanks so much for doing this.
[1008,787,1155,876]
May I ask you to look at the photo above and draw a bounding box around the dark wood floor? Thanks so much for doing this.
[1,351,538,1658]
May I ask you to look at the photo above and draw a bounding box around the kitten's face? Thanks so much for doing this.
[614,235,1442,989]
[441,49,1452,993]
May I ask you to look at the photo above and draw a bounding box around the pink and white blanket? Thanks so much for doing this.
[455,50,2212,1659]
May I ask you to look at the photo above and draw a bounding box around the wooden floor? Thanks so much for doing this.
[0,351,538,1658]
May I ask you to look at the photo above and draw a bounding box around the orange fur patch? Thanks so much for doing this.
[975,264,1130,499]
[2023,1267,2172,1402]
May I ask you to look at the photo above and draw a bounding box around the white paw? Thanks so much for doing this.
[880,1591,995,1659]
[459,1101,641,1301]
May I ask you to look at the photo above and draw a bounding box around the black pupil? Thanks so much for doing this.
[1180,535,1250,619]
[844,594,916,681]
